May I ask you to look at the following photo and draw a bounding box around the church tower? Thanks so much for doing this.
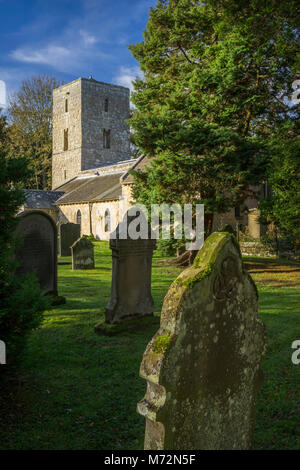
[52,77,130,189]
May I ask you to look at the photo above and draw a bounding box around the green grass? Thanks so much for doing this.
[0,242,299,450]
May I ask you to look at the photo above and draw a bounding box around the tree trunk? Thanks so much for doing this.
[164,213,214,267]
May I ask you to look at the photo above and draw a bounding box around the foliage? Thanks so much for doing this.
[0,116,48,367]
[155,237,185,257]
[129,0,299,231]
[260,132,300,240]
[7,75,63,190]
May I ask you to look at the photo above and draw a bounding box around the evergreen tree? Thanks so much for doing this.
[260,127,300,240]
[0,113,47,367]
[129,0,299,235]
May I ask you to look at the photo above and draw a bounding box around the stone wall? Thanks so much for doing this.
[81,79,130,171]
[57,199,122,241]
[52,77,130,190]
[52,79,82,189]
[19,207,59,224]
[121,184,134,212]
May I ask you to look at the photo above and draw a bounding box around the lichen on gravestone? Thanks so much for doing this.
[137,231,267,450]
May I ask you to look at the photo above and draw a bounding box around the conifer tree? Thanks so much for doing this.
[129,0,299,238]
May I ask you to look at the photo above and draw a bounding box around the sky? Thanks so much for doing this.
[0,0,157,107]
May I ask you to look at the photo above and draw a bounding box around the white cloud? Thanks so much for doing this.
[115,66,143,92]
[0,80,6,107]
[11,45,72,67]
[9,37,109,73]
[79,29,98,46]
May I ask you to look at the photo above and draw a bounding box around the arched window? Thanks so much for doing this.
[104,98,108,112]
[76,210,81,227]
[104,209,111,232]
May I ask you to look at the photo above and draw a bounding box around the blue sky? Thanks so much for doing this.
[0,0,156,107]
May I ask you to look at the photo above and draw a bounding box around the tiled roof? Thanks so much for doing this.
[121,155,151,184]
[24,190,64,210]
[56,173,122,204]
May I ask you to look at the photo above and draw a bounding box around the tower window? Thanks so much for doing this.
[64,169,67,180]
[104,98,108,112]
[104,208,111,232]
[65,99,68,112]
[64,129,68,151]
[76,210,81,227]
[103,129,111,149]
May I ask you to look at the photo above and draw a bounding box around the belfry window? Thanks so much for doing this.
[104,209,111,232]
[103,129,111,149]
[76,210,82,227]
[64,129,68,151]
[104,98,108,112]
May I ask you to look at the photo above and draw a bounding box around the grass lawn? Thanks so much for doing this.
[0,242,299,450]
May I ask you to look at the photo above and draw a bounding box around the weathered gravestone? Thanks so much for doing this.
[71,237,95,270]
[103,210,156,325]
[137,231,267,450]
[15,210,57,295]
[59,223,80,256]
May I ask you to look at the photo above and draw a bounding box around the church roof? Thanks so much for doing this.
[121,154,151,184]
[23,190,64,210]
[55,173,122,204]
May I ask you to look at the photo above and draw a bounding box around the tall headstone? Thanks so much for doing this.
[137,232,267,450]
[59,223,80,256]
[105,211,156,324]
[15,210,57,295]
[71,237,95,270]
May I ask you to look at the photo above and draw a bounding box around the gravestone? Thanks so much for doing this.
[137,231,267,450]
[105,211,156,324]
[59,223,80,256]
[71,237,95,270]
[15,210,57,295]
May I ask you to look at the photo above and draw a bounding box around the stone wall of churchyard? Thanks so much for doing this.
[52,80,82,189]
[57,200,121,241]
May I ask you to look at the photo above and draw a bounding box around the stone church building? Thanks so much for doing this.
[21,76,264,240]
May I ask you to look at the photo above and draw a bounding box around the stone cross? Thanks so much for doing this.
[105,211,156,324]
[71,237,95,270]
[59,222,81,256]
[15,210,57,295]
[137,231,267,450]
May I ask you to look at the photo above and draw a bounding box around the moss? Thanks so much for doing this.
[152,334,171,354]
[183,263,213,288]
[175,263,213,289]
[193,232,230,268]
[173,232,242,290]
